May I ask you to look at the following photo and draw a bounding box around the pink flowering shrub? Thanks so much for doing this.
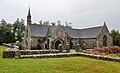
[92,46,120,54]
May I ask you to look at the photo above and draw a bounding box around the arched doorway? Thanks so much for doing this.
[103,35,107,46]
[55,40,62,49]
[35,39,42,50]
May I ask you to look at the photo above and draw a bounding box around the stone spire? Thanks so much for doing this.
[104,22,106,25]
[27,7,31,24]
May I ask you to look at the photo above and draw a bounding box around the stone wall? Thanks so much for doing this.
[31,37,45,49]
[24,24,32,50]
[25,24,112,50]
[71,38,79,49]
[80,38,97,49]
[97,25,113,48]
[71,38,97,49]
[50,26,69,50]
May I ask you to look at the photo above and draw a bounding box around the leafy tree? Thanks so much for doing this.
[65,21,72,28]
[12,18,25,42]
[114,34,120,46]
[4,24,14,43]
[1,19,7,25]
[111,29,119,38]
[111,29,120,46]
[0,37,4,45]
[0,18,25,44]
[0,19,15,44]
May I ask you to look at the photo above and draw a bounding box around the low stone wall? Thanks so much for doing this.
[20,52,120,62]
[20,53,79,58]
[3,50,15,58]
[3,43,15,47]
[2,49,120,62]
[2,49,60,58]
[18,52,120,62]
[19,50,60,55]
[78,53,120,62]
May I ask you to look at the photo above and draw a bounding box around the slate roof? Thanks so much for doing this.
[30,24,51,37]
[30,24,103,38]
[79,26,102,38]
[66,28,81,38]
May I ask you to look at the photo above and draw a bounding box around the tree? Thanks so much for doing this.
[111,29,120,46]
[0,19,15,44]
[0,18,25,44]
[114,34,120,46]
[65,21,72,28]
[0,37,4,45]
[4,24,15,43]
[1,19,7,25]
[111,29,119,38]
[12,18,25,42]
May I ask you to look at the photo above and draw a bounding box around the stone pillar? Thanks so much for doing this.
[27,38,31,50]
[96,41,99,48]
[66,43,70,53]
[41,44,45,50]
[49,38,51,50]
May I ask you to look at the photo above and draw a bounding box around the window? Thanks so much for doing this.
[103,35,107,46]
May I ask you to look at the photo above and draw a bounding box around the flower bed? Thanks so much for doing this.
[93,46,120,54]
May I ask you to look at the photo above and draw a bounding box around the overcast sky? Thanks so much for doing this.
[0,0,120,31]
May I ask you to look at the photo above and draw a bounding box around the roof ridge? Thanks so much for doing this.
[67,25,102,31]
[31,23,53,27]
[79,26,102,30]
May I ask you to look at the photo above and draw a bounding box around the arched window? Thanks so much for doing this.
[103,35,107,46]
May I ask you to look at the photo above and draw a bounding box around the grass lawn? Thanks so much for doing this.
[0,45,120,73]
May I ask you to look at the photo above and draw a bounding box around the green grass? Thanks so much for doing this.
[108,54,120,57]
[0,45,120,73]
[98,53,120,57]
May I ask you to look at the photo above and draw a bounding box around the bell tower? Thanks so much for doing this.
[27,7,31,25]
[26,7,32,49]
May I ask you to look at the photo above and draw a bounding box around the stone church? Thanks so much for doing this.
[23,8,113,52]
